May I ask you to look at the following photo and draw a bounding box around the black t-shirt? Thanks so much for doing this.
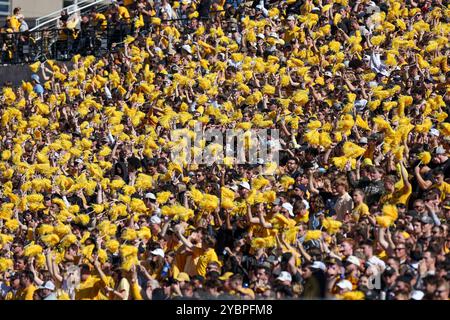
[318,191,336,215]
[215,224,246,257]
[198,0,212,18]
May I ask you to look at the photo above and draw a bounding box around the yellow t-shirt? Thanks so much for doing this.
[118,6,131,22]
[196,248,220,277]
[380,184,412,206]
[295,211,309,224]
[249,223,271,238]
[352,203,370,220]
[75,275,106,300]
[94,14,107,29]
[18,284,37,300]
[433,182,450,200]
[8,16,20,32]
[114,278,130,300]
[183,245,203,277]
[284,25,301,43]
[5,289,20,300]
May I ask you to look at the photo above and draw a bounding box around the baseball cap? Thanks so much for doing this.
[237,287,255,299]
[31,74,40,83]
[421,216,434,225]
[181,44,192,54]
[429,129,440,137]
[383,266,396,277]
[281,202,294,217]
[176,272,190,282]
[239,181,251,190]
[435,146,446,155]
[276,271,292,282]
[268,32,279,39]
[39,281,55,291]
[359,137,368,144]
[336,279,353,291]
[150,248,165,258]
[145,192,156,200]
[287,15,296,21]
[294,184,308,193]
[311,261,326,272]
[150,215,161,224]
[406,210,419,219]
[443,201,450,210]
[411,290,424,300]
[218,272,234,281]
[346,256,361,267]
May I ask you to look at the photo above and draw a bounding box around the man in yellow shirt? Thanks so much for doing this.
[90,11,107,30]
[74,264,109,300]
[7,7,22,32]
[18,271,37,300]
[4,273,21,300]
[284,16,301,43]
[174,225,221,277]
[114,2,131,24]
[380,161,412,206]
[431,169,450,200]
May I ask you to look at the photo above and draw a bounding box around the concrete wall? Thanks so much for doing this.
[0,63,34,86]
[11,0,63,18]
[0,62,71,86]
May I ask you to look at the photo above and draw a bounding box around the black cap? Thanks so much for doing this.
[406,210,419,219]
[383,266,396,277]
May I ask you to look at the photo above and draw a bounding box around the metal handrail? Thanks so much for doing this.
[0,10,228,65]
[30,0,112,32]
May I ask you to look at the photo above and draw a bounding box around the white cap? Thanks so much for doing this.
[150,215,161,224]
[324,71,333,78]
[287,15,296,21]
[435,146,446,155]
[336,279,353,291]
[276,271,292,282]
[145,192,156,200]
[281,202,294,217]
[268,32,279,39]
[311,261,327,272]
[411,290,424,300]
[239,181,251,190]
[230,185,239,192]
[39,281,55,291]
[347,256,361,267]
[181,44,192,54]
[359,137,368,144]
[150,248,165,258]
[430,128,440,137]
[257,33,265,39]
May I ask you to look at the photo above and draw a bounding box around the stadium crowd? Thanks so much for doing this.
[0,0,449,300]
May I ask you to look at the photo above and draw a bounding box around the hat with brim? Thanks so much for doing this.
[150,248,165,258]
[181,44,192,54]
[276,271,292,282]
[336,279,352,291]
[145,192,156,200]
[31,74,40,83]
[239,181,251,190]
[218,272,233,281]
[39,281,55,291]
[176,272,190,282]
